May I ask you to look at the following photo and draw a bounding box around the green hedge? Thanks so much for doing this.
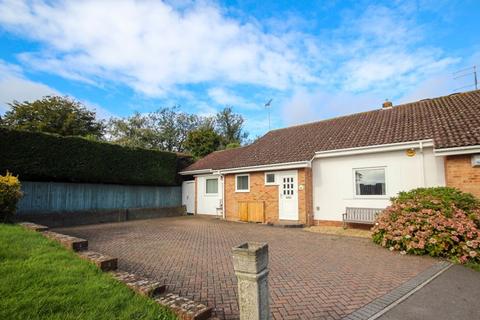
[0,128,190,186]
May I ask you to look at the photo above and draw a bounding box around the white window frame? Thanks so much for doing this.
[352,166,388,199]
[264,172,276,185]
[205,178,219,196]
[235,174,250,192]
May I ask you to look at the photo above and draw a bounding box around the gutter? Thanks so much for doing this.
[217,161,310,174]
[434,145,480,156]
[179,169,213,175]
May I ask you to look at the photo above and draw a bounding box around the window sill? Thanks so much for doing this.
[235,190,250,193]
[352,196,390,200]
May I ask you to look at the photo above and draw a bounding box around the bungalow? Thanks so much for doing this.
[180,90,480,226]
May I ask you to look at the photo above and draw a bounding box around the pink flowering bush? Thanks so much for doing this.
[372,187,480,264]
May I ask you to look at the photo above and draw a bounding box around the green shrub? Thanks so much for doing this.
[0,128,191,186]
[394,187,480,217]
[372,187,480,264]
[0,172,23,222]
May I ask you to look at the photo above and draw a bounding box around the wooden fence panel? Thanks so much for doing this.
[17,181,181,214]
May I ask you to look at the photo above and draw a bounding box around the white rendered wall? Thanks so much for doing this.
[312,147,445,221]
[196,174,223,215]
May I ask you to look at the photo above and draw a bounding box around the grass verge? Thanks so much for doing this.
[465,261,480,272]
[0,224,177,320]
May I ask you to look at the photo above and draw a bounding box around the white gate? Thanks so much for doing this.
[182,180,195,214]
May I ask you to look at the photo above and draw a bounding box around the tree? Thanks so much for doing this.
[106,106,248,155]
[184,127,222,158]
[1,96,104,138]
[225,142,241,149]
[215,107,248,146]
[149,106,200,152]
[106,112,154,148]
[107,106,201,152]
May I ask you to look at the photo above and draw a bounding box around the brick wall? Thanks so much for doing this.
[224,169,313,225]
[445,154,480,198]
[299,167,314,226]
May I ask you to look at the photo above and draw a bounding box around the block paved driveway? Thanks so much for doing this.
[57,216,435,320]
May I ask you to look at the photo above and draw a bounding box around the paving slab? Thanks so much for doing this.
[378,265,480,320]
[56,216,436,320]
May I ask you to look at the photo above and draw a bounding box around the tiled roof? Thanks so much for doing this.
[184,90,480,172]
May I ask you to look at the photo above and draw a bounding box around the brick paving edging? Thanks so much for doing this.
[342,261,453,320]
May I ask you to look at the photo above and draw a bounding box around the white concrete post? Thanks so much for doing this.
[232,242,270,320]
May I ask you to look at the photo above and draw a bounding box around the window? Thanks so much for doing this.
[265,173,276,185]
[236,174,250,192]
[205,178,218,194]
[355,168,386,196]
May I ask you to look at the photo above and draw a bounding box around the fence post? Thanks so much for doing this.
[232,242,270,320]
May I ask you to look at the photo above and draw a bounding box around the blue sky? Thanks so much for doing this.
[0,0,479,138]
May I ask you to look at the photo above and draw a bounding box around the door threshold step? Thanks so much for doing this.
[270,221,305,228]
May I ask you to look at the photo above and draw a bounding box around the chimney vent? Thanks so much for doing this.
[382,99,393,109]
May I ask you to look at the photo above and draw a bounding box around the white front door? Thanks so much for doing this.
[182,181,195,214]
[279,173,299,220]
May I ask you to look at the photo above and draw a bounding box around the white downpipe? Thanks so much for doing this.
[221,174,226,220]
[419,141,426,187]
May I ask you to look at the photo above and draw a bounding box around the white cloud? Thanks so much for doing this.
[328,5,460,93]
[0,59,113,119]
[281,88,381,126]
[280,4,464,126]
[195,102,217,118]
[0,1,466,134]
[0,0,317,97]
[281,71,465,126]
[0,60,58,112]
[208,87,260,110]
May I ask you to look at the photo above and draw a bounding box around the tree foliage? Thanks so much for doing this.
[0,127,184,186]
[1,96,249,158]
[184,127,222,158]
[1,96,105,138]
[107,107,201,152]
[106,112,155,149]
[215,107,248,146]
[107,106,248,156]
